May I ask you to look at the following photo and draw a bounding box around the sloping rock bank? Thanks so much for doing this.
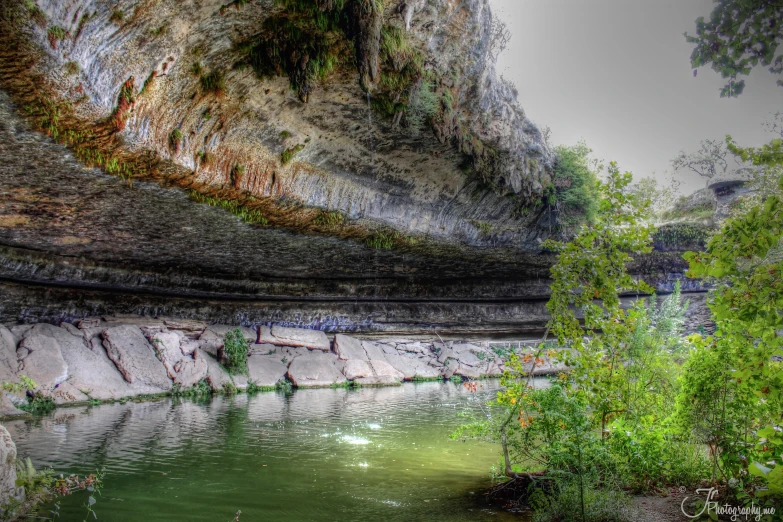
[0,316,563,417]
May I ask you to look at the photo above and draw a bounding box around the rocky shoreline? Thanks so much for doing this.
[0,316,563,419]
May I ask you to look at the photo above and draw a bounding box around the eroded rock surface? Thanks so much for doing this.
[102,325,171,391]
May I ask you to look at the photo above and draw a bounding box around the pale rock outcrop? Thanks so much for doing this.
[287,352,347,388]
[8,325,32,346]
[269,326,330,352]
[195,349,232,391]
[102,325,172,391]
[361,341,388,362]
[248,343,277,356]
[383,352,441,380]
[333,334,367,361]
[149,330,186,379]
[179,339,202,356]
[0,426,22,507]
[54,325,169,401]
[172,357,208,388]
[17,327,68,391]
[246,355,287,388]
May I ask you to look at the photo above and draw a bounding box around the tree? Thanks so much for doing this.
[683,136,783,495]
[686,0,783,97]
[671,139,738,183]
[628,176,674,221]
[548,143,601,227]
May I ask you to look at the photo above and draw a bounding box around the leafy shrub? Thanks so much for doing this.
[2,376,55,415]
[109,9,124,23]
[200,70,226,96]
[222,329,248,375]
[549,143,600,226]
[47,26,67,49]
[531,481,635,522]
[406,79,438,135]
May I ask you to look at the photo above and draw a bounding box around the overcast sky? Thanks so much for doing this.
[491,0,783,194]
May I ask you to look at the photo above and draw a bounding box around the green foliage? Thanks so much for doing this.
[281,143,305,165]
[469,220,493,235]
[63,61,80,76]
[2,375,56,415]
[109,9,123,23]
[222,329,249,375]
[686,0,783,96]
[406,79,438,135]
[279,130,291,139]
[247,382,275,393]
[24,0,47,27]
[149,23,168,37]
[549,143,601,227]
[230,164,245,187]
[365,230,398,249]
[652,223,712,250]
[275,379,294,393]
[313,210,345,227]
[187,190,268,225]
[200,70,226,96]
[531,482,633,522]
[683,159,783,493]
[243,7,347,102]
[169,128,183,151]
[47,26,66,48]
[190,61,204,77]
[172,379,212,397]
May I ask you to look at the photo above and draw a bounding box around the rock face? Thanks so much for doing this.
[102,326,172,391]
[0,426,22,508]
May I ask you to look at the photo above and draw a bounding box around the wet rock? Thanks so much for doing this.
[333,334,367,360]
[195,348,232,391]
[102,325,172,391]
[17,327,68,391]
[0,426,22,506]
[270,326,330,352]
[247,355,287,388]
[287,352,346,388]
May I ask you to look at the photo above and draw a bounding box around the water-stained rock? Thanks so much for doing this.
[102,325,171,391]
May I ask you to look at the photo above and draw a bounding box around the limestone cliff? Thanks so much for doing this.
[1,0,552,246]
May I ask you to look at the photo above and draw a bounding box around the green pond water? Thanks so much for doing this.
[5,381,537,521]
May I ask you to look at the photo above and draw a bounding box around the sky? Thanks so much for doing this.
[491,0,783,194]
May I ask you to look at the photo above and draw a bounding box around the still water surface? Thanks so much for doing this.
[5,381,528,521]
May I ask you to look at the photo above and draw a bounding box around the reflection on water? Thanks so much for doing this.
[4,381,546,521]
